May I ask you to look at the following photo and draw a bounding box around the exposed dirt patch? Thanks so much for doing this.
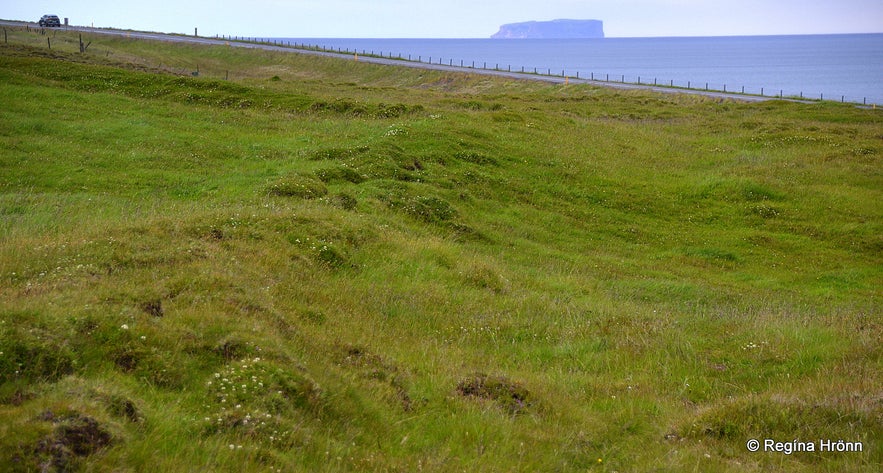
[214,337,248,361]
[1,388,35,406]
[113,350,138,372]
[208,227,225,241]
[34,412,112,472]
[457,373,533,414]
[106,396,141,423]
[339,344,414,411]
[139,298,164,318]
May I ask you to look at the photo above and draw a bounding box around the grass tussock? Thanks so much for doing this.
[0,27,881,472]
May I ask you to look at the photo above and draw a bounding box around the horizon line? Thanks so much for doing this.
[265,31,883,40]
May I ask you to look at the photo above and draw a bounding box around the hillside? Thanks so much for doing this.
[0,28,881,472]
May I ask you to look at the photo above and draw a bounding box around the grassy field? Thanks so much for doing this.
[1,27,881,472]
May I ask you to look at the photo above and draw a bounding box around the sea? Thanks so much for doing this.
[272,34,883,104]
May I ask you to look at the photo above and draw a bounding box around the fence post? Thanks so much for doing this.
[47,38,51,49]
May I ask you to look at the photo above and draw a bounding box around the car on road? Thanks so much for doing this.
[38,15,61,27]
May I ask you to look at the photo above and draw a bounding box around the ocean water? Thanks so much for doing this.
[275,34,883,104]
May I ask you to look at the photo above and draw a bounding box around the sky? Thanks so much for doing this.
[5,0,883,38]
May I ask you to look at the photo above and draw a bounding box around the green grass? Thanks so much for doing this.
[1,27,881,472]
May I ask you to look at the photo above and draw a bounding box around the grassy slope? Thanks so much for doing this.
[1,29,881,472]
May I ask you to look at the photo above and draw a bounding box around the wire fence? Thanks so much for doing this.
[2,23,876,106]
[232,36,878,106]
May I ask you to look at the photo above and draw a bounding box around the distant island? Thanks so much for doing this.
[491,19,605,39]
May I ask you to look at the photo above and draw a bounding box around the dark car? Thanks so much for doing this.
[38,15,61,27]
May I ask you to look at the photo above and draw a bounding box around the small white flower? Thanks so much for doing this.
[120,324,129,330]
[229,444,235,450]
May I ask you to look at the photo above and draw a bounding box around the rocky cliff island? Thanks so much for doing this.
[491,19,604,39]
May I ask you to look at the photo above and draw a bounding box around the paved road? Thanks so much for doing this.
[0,20,785,103]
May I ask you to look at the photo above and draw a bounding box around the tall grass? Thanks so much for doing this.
[1,27,881,472]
